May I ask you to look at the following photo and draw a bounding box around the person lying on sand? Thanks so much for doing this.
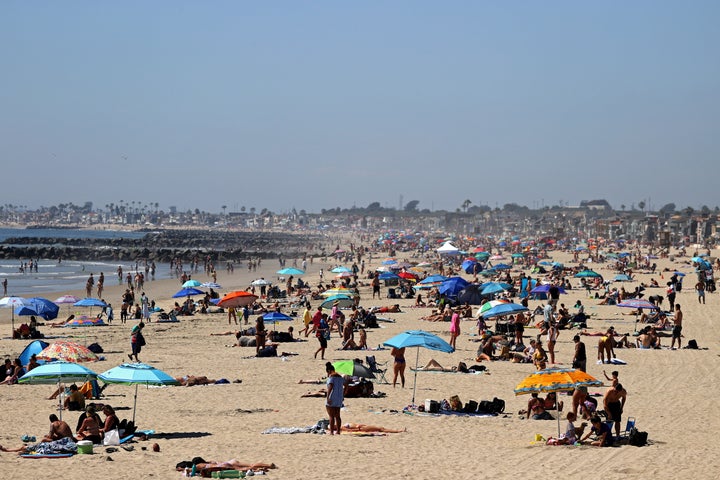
[341,423,406,433]
[174,375,218,386]
[178,460,276,474]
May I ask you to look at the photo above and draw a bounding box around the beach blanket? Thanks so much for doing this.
[21,453,74,459]
[24,438,77,455]
[597,358,627,365]
[262,425,325,435]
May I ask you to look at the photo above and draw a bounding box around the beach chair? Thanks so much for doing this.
[366,355,388,384]
[619,417,636,438]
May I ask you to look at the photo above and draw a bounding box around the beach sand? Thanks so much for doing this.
[1,247,719,479]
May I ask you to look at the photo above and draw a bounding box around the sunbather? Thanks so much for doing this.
[341,423,406,433]
[187,460,276,474]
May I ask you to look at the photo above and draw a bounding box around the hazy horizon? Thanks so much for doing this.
[2,1,719,214]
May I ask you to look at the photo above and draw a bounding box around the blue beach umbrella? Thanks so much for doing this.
[16,297,60,320]
[277,267,305,275]
[331,266,352,273]
[482,302,529,319]
[19,361,98,420]
[574,270,602,278]
[614,274,632,282]
[182,280,203,288]
[172,288,204,298]
[263,311,293,330]
[438,277,470,297]
[99,363,179,424]
[383,330,454,405]
[378,272,400,281]
[74,298,107,307]
[320,295,355,309]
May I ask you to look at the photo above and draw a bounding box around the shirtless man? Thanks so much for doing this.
[603,383,627,437]
[43,414,76,442]
[671,304,683,349]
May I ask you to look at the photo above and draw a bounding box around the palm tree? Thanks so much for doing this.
[462,199,472,212]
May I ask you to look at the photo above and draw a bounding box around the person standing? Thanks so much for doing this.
[255,316,267,355]
[141,292,151,323]
[228,307,237,325]
[666,282,676,311]
[671,304,683,350]
[86,273,94,298]
[603,383,627,437]
[391,346,406,388]
[2,278,7,296]
[97,272,104,298]
[449,310,460,350]
[547,321,559,364]
[325,362,345,435]
[695,280,705,304]
[371,274,380,299]
[300,303,312,337]
[572,335,587,372]
[128,322,145,362]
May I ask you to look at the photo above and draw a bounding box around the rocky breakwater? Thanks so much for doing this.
[0,229,325,262]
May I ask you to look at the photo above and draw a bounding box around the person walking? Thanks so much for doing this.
[572,335,587,372]
[128,322,145,362]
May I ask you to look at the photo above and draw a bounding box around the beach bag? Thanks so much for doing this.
[103,428,121,446]
[463,400,478,413]
[477,400,493,414]
[686,339,698,349]
[628,427,648,446]
[449,395,462,411]
[491,397,506,414]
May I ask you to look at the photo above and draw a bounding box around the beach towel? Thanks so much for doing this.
[261,425,325,434]
[24,437,77,455]
[21,453,74,459]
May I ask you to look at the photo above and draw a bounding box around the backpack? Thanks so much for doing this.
[628,427,648,446]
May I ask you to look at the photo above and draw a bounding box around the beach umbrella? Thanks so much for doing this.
[382,258,398,265]
[378,272,400,281]
[514,367,603,437]
[492,263,512,270]
[336,271,355,279]
[73,298,107,308]
[436,242,460,255]
[477,299,510,317]
[331,266,352,273]
[397,271,418,281]
[332,360,375,379]
[574,269,601,278]
[172,287,204,298]
[490,254,505,260]
[529,284,567,295]
[19,361,99,421]
[37,341,100,363]
[16,297,60,320]
[65,315,107,327]
[55,295,81,305]
[201,282,222,289]
[0,296,27,334]
[277,267,304,275]
[383,330,454,406]
[322,288,358,298]
[462,259,479,274]
[482,302,529,319]
[218,290,258,308]
[511,253,525,258]
[481,282,512,296]
[251,278,272,286]
[73,297,107,316]
[438,277,470,297]
[99,363,179,424]
[262,311,293,330]
[19,339,49,367]
[182,280,203,288]
[320,295,355,309]
[616,299,658,311]
[614,274,633,282]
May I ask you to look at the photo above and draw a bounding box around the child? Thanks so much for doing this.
[603,370,619,388]
[546,412,587,445]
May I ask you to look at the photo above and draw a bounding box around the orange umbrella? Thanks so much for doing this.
[217,291,258,308]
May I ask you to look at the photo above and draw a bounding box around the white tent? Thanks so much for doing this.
[436,242,460,255]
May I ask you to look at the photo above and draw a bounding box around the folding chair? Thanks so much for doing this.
[620,417,636,438]
[366,355,388,384]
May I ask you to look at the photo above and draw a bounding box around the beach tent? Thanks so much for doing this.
[456,284,484,305]
[436,242,460,255]
[19,339,49,367]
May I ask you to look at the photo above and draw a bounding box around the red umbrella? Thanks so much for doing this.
[398,271,418,280]
[218,291,258,308]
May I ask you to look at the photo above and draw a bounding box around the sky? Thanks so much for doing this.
[1,1,719,214]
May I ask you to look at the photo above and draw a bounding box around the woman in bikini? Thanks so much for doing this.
[391,346,406,388]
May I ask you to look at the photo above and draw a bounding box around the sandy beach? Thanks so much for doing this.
[1,245,719,479]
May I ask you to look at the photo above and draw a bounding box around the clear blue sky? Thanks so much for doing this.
[2,1,718,214]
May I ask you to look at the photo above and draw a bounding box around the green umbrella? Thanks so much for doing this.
[332,360,375,379]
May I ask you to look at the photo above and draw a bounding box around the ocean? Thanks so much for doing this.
[0,228,174,296]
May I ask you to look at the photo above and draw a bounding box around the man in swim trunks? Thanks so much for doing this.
[603,383,627,437]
